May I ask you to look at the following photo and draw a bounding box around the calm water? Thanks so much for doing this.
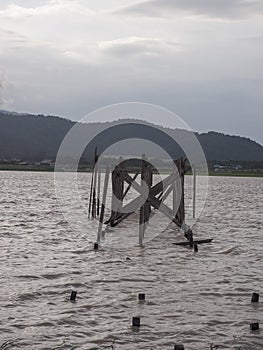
[0,171,262,350]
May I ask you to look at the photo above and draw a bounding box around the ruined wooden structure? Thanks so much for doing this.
[87,149,203,247]
[104,157,187,230]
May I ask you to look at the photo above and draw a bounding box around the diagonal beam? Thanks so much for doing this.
[106,169,181,227]
[119,170,182,228]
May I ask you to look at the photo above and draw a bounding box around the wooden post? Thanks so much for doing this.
[175,158,186,227]
[97,164,101,216]
[193,165,196,219]
[92,164,97,218]
[97,165,110,243]
[139,155,146,245]
[110,159,124,226]
[88,147,97,218]
[121,173,139,200]
[141,155,152,224]
[88,168,94,219]
[181,158,185,224]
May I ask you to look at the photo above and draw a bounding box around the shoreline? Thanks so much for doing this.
[0,165,262,177]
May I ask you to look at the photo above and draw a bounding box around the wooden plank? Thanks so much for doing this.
[147,194,182,228]
[173,238,213,246]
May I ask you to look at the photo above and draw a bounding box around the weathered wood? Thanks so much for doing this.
[121,172,139,200]
[101,157,191,246]
[147,193,182,228]
[141,155,152,224]
[88,168,94,219]
[92,164,98,218]
[97,164,101,216]
[120,170,182,228]
[122,170,175,200]
[175,158,186,226]
[108,170,177,227]
[173,239,213,246]
[88,147,98,219]
[193,165,196,219]
[109,161,124,225]
[161,180,178,203]
[97,165,110,242]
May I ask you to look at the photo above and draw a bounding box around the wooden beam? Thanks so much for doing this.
[97,165,110,242]
[97,164,101,216]
[121,170,182,228]
[108,170,177,227]
[121,172,139,200]
[92,164,98,218]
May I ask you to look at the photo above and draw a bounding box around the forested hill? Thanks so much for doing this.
[0,111,262,162]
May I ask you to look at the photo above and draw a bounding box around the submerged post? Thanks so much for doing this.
[142,155,152,224]
[139,154,152,245]
[193,165,196,219]
[92,164,98,218]
[89,147,98,219]
[97,165,110,243]
[110,159,124,226]
[88,169,94,219]
[97,164,101,216]
[174,158,186,226]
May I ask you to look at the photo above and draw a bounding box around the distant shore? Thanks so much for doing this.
[0,164,262,177]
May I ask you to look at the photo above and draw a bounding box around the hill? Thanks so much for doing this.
[0,111,262,163]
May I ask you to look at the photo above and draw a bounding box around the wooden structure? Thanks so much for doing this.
[105,157,187,231]
[87,149,205,247]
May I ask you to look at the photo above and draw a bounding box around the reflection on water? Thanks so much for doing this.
[0,171,262,349]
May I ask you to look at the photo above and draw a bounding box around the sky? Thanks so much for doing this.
[0,0,262,144]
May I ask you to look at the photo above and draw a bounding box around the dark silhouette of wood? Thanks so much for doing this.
[92,165,97,218]
[88,147,98,219]
[97,165,110,242]
[91,155,204,246]
[121,173,139,200]
[109,161,124,226]
[97,164,101,216]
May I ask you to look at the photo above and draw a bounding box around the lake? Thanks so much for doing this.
[0,172,262,349]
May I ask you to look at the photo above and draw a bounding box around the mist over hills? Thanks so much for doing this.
[0,110,262,163]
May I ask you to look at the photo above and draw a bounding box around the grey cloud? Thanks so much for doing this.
[0,70,7,108]
[0,80,2,107]
[0,28,27,46]
[118,0,263,19]
[0,68,5,107]
[0,0,48,9]
[239,35,263,44]
[99,37,178,57]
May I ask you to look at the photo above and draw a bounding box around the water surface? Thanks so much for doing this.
[0,172,262,349]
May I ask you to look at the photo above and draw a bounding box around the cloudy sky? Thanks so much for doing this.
[0,0,262,144]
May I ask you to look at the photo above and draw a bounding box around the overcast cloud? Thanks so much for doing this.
[0,0,262,144]
[118,0,263,19]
